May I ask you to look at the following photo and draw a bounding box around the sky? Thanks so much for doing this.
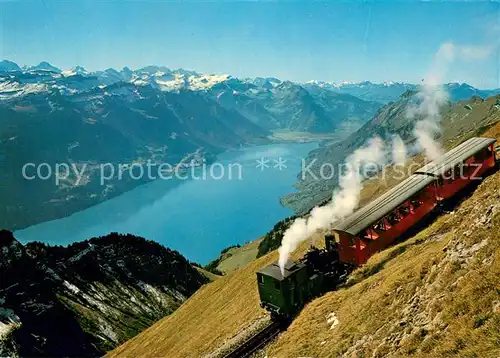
[1,0,499,88]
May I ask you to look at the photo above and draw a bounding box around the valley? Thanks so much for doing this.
[14,141,317,265]
[0,62,382,231]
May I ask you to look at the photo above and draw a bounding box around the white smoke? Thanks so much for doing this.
[408,41,494,162]
[391,135,407,166]
[278,137,387,274]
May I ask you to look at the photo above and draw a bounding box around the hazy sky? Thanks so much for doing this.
[1,1,499,87]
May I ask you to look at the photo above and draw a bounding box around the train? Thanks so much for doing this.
[257,137,498,320]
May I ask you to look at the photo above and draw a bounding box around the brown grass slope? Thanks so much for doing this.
[107,235,325,358]
[109,123,499,358]
[268,124,500,358]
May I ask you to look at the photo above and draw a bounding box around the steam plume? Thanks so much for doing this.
[408,41,494,162]
[278,137,387,274]
[391,135,407,165]
[406,44,450,162]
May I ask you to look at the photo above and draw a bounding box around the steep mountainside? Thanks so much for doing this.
[0,231,208,357]
[266,81,380,132]
[281,93,500,214]
[205,79,381,133]
[107,124,499,357]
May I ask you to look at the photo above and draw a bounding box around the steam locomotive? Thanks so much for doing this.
[257,137,498,320]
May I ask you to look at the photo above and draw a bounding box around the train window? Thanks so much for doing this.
[387,212,399,225]
[476,149,489,160]
[410,196,422,208]
[274,280,281,291]
[374,220,385,231]
[258,275,264,284]
[399,206,410,217]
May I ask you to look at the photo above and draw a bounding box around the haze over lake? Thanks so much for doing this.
[15,142,318,264]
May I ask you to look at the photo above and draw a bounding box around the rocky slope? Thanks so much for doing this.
[0,231,208,357]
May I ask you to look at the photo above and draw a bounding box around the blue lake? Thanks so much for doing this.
[15,142,317,264]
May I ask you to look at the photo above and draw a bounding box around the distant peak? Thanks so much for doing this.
[31,61,61,73]
[0,59,22,72]
[73,65,87,72]
[62,65,88,77]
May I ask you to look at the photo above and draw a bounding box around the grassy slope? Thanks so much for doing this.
[268,122,500,357]
[195,266,222,282]
[106,236,322,358]
[216,238,263,274]
[109,123,499,358]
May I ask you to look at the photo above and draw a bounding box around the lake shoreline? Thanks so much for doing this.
[14,142,319,264]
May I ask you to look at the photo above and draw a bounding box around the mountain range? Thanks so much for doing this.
[0,60,383,231]
[2,59,499,231]
[2,59,500,357]
[2,60,497,103]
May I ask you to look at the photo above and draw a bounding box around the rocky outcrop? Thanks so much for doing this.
[0,231,208,356]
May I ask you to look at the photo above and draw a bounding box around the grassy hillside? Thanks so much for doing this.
[106,236,323,358]
[109,123,499,357]
[269,172,500,357]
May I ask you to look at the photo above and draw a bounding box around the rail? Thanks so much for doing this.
[222,320,288,358]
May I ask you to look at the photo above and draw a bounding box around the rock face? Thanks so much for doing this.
[0,231,208,357]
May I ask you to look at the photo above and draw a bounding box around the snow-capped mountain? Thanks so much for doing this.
[1,60,497,105]
[303,80,415,103]
[303,80,500,104]
[27,61,62,73]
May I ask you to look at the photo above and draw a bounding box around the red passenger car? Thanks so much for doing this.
[327,137,497,266]
[415,137,497,200]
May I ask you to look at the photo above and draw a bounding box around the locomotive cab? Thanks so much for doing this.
[257,261,322,319]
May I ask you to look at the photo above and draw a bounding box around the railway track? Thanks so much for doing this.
[222,320,288,358]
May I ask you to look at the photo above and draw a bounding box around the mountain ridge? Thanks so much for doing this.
[0,231,209,357]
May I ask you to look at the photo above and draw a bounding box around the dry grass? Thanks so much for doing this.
[107,233,324,358]
[216,238,263,274]
[267,123,500,357]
